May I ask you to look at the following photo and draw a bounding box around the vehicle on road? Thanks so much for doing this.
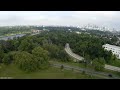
[108,74,112,77]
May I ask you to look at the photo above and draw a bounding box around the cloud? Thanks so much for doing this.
[0,11,120,30]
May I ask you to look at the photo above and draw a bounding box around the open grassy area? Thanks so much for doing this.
[0,64,100,79]
[50,59,94,69]
[109,60,120,67]
[50,59,120,77]
[4,31,31,36]
[103,69,120,77]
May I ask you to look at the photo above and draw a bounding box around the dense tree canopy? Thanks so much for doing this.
[32,47,50,69]
[14,51,39,72]
[32,47,49,61]
[0,26,120,72]
[0,45,4,63]
[2,53,12,65]
[92,58,105,71]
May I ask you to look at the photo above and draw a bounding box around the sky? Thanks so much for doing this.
[0,11,120,30]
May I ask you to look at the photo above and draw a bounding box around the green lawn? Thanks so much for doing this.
[103,69,120,77]
[109,60,120,67]
[3,31,31,37]
[0,64,100,79]
[50,59,120,77]
[50,59,94,69]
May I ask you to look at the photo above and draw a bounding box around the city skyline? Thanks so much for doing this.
[0,11,120,30]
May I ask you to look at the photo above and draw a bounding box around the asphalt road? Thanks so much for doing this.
[65,43,120,72]
[65,43,84,61]
[63,43,120,78]
[49,61,120,79]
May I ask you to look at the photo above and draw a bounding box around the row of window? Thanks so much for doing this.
[104,47,120,54]
[103,46,120,59]
[105,47,120,51]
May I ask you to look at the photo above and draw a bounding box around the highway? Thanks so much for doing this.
[65,43,120,72]
[64,43,120,78]
[65,43,84,62]
[49,61,120,79]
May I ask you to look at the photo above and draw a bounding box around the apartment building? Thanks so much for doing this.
[102,44,120,59]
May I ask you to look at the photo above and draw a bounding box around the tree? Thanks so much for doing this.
[0,52,4,63]
[18,38,37,53]
[84,54,91,65]
[14,51,38,72]
[32,46,49,69]
[92,58,105,71]
[2,53,12,65]
[42,44,59,59]
[32,46,49,61]
[13,40,20,50]
[0,45,4,63]
[82,71,86,74]
[18,39,31,52]
[61,65,64,70]
[58,50,71,62]
[98,57,105,65]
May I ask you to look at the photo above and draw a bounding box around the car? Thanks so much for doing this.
[108,74,112,77]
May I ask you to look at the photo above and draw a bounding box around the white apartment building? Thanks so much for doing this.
[102,44,120,59]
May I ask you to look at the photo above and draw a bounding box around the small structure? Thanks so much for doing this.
[75,31,81,34]
[31,29,42,33]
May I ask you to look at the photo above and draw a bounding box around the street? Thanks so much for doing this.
[49,61,120,79]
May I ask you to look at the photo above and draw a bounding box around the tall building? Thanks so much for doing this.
[102,44,120,59]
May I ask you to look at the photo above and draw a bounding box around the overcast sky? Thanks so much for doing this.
[0,11,120,30]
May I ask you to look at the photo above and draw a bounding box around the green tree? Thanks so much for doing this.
[61,65,64,70]
[98,57,105,65]
[13,40,20,50]
[0,45,4,63]
[84,54,91,65]
[32,46,49,69]
[18,38,37,53]
[14,51,38,72]
[92,58,105,71]
[32,46,49,61]
[2,53,12,65]
[42,44,59,59]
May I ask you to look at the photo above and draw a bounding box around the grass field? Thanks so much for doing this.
[50,60,94,69]
[0,64,100,79]
[50,60,120,77]
[109,60,120,67]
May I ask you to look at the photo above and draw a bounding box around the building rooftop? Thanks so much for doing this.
[103,44,120,50]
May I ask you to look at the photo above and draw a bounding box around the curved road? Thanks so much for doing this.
[65,43,120,72]
[64,43,120,78]
[65,43,84,62]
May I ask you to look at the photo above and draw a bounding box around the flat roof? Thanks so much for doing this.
[103,44,120,50]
